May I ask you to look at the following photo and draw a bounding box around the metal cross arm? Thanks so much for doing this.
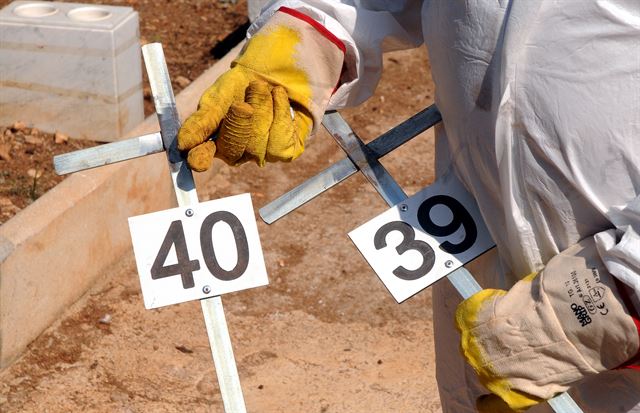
[53,132,164,175]
[259,106,442,224]
[53,44,246,413]
[260,108,583,413]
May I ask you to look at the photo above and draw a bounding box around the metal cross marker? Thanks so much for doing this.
[54,44,246,413]
[260,108,583,413]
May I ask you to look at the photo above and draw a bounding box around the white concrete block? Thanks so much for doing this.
[0,1,143,141]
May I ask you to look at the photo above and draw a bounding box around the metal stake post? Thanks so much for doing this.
[142,43,246,413]
[261,109,583,413]
[55,43,246,413]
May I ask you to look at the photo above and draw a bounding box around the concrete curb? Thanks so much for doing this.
[0,41,245,369]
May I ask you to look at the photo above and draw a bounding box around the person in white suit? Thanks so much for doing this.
[177,1,640,411]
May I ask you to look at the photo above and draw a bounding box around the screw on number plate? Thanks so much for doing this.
[400,204,408,212]
[445,260,454,268]
[202,285,211,294]
[185,208,194,217]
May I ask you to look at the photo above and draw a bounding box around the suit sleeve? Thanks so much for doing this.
[248,0,425,109]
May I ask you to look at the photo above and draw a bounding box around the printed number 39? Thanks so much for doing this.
[150,211,250,289]
[373,195,477,280]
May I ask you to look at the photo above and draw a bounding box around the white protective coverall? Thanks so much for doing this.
[251,1,640,411]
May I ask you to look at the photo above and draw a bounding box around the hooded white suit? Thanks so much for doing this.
[251,1,640,411]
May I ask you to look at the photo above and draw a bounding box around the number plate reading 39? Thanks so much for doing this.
[349,174,495,303]
[128,193,268,309]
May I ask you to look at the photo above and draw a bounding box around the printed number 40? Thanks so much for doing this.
[150,211,250,289]
[373,195,477,280]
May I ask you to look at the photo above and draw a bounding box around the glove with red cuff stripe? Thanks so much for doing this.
[177,7,345,171]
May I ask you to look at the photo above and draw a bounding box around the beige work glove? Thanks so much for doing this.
[177,8,345,171]
[456,237,640,412]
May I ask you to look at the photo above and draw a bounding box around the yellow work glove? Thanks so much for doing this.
[177,7,345,171]
[456,237,640,412]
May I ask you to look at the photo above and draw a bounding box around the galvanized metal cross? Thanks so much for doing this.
[260,109,583,413]
[54,44,246,413]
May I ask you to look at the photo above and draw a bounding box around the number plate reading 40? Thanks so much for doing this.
[128,193,268,309]
[349,174,495,303]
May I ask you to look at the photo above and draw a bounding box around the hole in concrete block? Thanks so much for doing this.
[13,3,59,17]
[67,6,112,22]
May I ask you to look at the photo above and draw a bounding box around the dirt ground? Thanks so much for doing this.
[0,4,443,412]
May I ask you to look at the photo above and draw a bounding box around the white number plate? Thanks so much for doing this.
[128,193,268,309]
[349,174,495,303]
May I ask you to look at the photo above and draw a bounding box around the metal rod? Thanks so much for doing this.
[549,392,583,412]
[259,157,356,224]
[445,267,482,299]
[142,43,247,413]
[366,105,441,160]
[259,106,442,224]
[323,111,407,206]
[53,132,164,175]
[201,298,246,411]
